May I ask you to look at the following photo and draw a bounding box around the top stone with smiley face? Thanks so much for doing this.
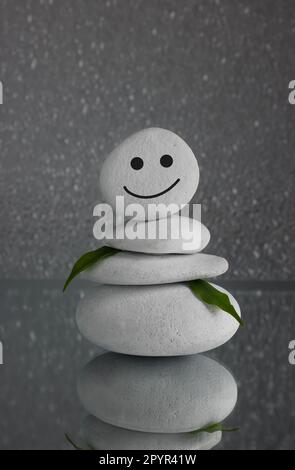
[99,128,199,219]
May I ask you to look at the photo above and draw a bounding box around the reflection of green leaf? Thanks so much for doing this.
[65,433,96,450]
[65,433,89,450]
[187,279,244,327]
[190,422,239,435]
[63,246,120,292]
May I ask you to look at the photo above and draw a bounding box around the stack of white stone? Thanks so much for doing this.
[76,129,240,449]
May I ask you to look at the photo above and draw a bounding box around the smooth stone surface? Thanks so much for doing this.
[99,128,199,220]
[76,283,241,355]
[83,252,228,285]
[77,353,238,433]
[81,415,222,450]
[106,217,210,254]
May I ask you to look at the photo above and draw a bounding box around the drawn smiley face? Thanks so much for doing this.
[99,128,199,219]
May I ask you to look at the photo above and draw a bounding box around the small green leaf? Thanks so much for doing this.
[63,246,120,292]
[187,279,244,326]
[65,433,96,450]
[190,422,239,435]
[65,433,89,450]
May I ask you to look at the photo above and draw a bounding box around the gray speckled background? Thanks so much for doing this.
[0,0,294,280]
[0,0,295,450]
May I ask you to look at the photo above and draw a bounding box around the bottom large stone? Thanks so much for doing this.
[76,283,241,356]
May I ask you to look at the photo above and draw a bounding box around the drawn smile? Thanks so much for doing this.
[123,178,180,199]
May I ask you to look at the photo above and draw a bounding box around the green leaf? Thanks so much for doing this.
[63,246,120,292]
[190,422,239,435]
[65,433,89,450]
[65,433,96,450]
[187,279,244,326]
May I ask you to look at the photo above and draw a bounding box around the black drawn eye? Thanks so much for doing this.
[160,154,173,168]
[130,157,144,170]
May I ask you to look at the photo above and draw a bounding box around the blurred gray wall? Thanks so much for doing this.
[0,0,294,281]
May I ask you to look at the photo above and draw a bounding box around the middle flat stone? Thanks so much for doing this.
[82,251,228,285]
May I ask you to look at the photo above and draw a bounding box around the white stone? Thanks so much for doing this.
[99,128,199,220]
[83,252,228,285]
[77,353,238,433]
[106,217,210,254]
[81,415,222,450]
[76,283,241,356]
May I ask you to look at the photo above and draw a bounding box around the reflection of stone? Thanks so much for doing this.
[77,353,237,434]
[81,415,222,450]
[77,283,240,356]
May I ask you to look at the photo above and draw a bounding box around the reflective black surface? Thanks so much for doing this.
[0,281,295,449]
